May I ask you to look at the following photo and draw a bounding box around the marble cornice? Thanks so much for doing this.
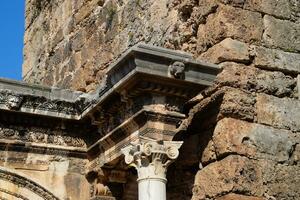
[0,43,220,158]
[0,43,220,120]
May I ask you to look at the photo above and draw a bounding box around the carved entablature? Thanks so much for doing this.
[0,126,87,149]
[0,43,220,166]
[6,94,23,110]
[0,167,60,200]
[0,89,87,118]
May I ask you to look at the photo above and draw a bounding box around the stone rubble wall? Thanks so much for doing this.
[23,0,299,91]
[178,0,300,199]
[23,0,300,199]
[24,0,183,91]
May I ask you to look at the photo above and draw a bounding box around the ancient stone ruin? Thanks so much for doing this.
[1,0,300,199]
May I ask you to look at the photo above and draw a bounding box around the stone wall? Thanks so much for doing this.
[24,0,182,91]
[176,1,300,199]
[23,0,300,199]
[23,0,300,91]
[22,0,243,91]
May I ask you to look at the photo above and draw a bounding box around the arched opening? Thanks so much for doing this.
[0,167,60,200]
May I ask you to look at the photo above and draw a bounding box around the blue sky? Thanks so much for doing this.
[0,1,25,80]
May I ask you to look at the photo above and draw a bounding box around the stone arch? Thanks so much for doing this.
[0,167,60,200]
[0,187,30,200]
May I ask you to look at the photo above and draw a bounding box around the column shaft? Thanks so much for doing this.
[139,179,166,200]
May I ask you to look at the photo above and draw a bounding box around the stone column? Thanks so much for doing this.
[122,137,183,200]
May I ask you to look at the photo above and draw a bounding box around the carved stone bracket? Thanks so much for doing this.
[6,94,23,110]
[85,159,128,200]
[85,169,113,199]
[168,61,186,79]
[121,137,183,182]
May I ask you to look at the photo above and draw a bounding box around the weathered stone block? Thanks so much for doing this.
[217,62,295,97]
[25,0,51,30]
[91,196,116,200]
[71,30,86,52]
[216,193,264,200]
[198,38,250,64]
[211,118,297,163]
[263,15,300,52]
[291,143,300,164]
[219,87,256,121]
[250,45,300,74]
[70,67,94,92]
[74,0,103,24]
[256,94,300,131]
[201,138,217,164]
[218,0,245,8]
[197,5,263,52]
[23,12,48,81]
[261,162,300,200]
[298,75,300,99]
[194,154,300,200]
[193,155,264,199]
[244,0,293,19]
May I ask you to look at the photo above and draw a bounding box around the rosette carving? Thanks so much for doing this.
[166,145,179,159]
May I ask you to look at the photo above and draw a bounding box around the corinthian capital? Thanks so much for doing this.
[121,137,183,182]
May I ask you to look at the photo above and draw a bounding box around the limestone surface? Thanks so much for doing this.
[21,0,300,199]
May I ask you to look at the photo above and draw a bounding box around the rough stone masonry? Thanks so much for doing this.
[22,0,300,199]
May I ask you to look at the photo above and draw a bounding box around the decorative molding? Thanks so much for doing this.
[5,94,23,110]
[121,137,183,182]
[0,188,30,200]
[0,43,219,120]
[0,167,60,200]
[0,126,86,148]
[169,61,186,79]
[90,196,116,200]
[88,109,184,165]
[0,43,220,166]
[0,90,85,116]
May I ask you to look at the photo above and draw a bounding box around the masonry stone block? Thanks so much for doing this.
[245,0,293,19]
[216,193,264,200]
[211,118,297,163]
[197,5,263,53]
[198,38,250,64]
[261,162,300,199]
[263,15,300,52]
[20,0,300,199]
[250,45,300,74]
[193,155,264,199]
[298,75,300,99]
[256,94,300,131]
[219,87,256,121]
[193,154,300,199]
[217,62,295,97]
